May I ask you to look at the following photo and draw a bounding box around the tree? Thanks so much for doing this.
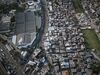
[91,63,100,75]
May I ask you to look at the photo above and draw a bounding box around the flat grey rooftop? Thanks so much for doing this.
[15,11,36,34]
[15,10,41,46]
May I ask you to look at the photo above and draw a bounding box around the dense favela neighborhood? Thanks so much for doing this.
[0,0,100,75]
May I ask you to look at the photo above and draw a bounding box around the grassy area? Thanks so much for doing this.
[0,71,3,75]
[72,0,84,13]
[82,29,100,52]
[0,69,4,75]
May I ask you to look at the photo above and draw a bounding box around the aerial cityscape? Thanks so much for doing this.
[0,0,100,75]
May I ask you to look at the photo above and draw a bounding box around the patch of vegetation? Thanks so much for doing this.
[0,69,5,75]
[72,0,84,13]
[0,3,25,14]
[11,16,15,22]
[82,29,100,53]
[91,62,100,75]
